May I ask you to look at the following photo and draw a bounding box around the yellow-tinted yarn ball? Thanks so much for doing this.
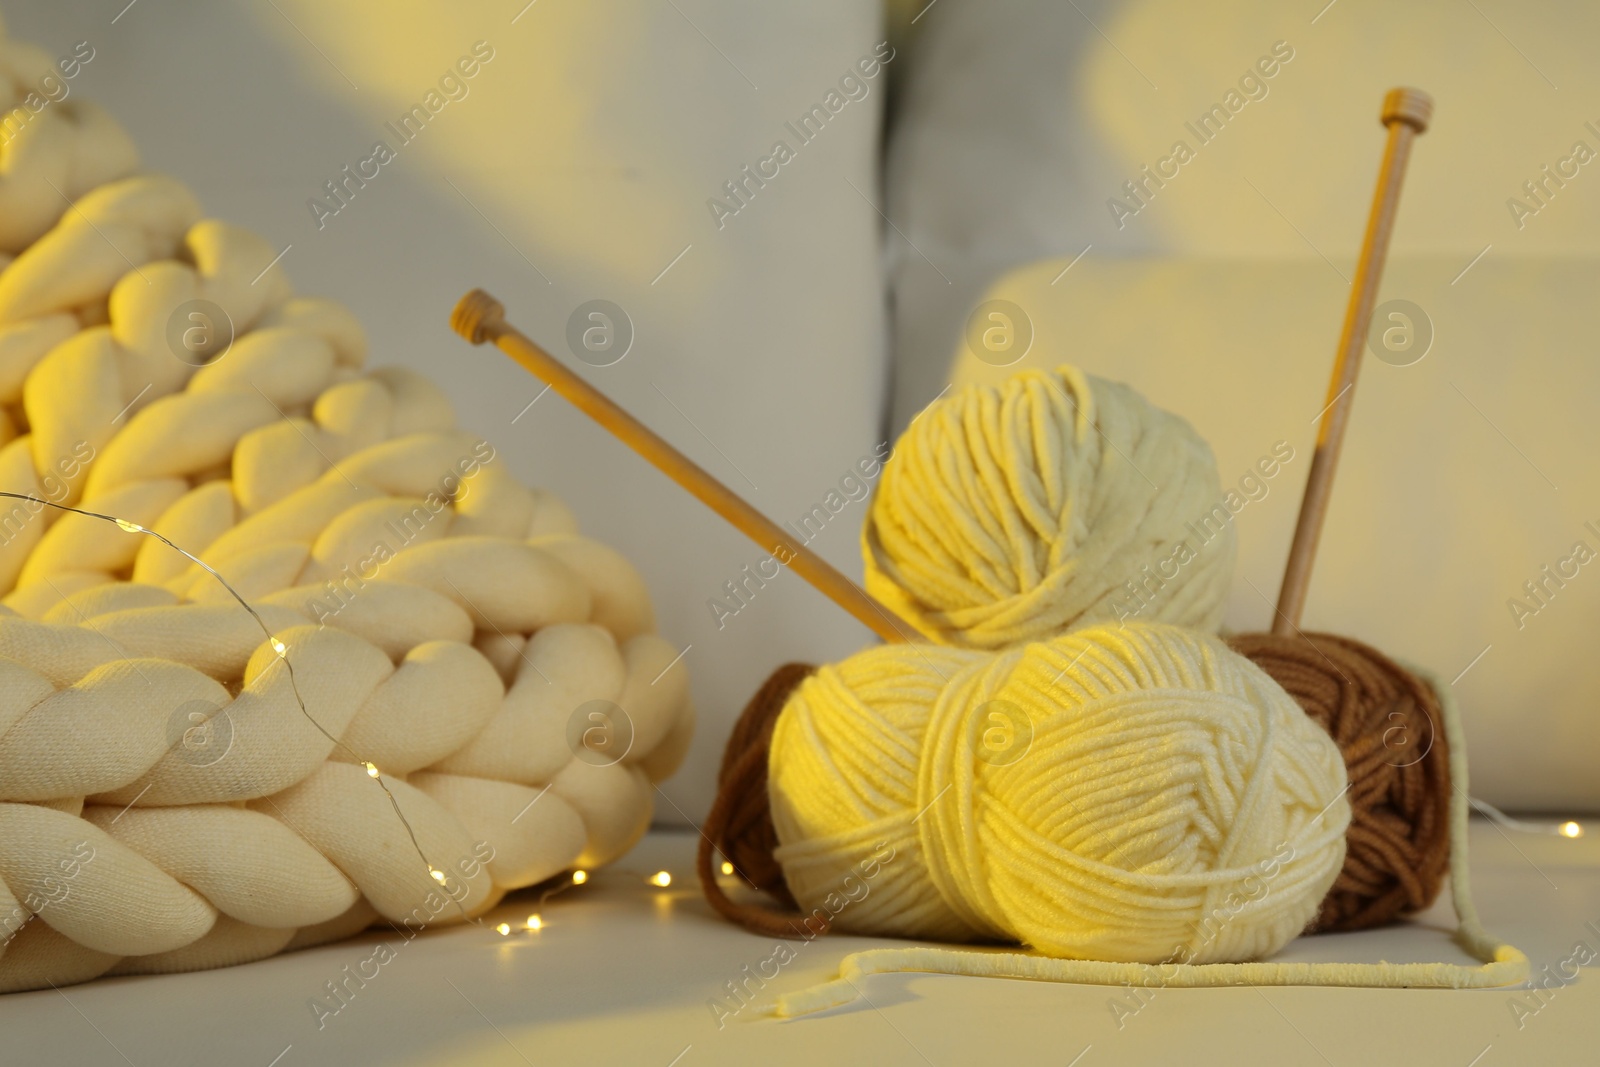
[767,623,1350,965]
[864,367,1234,648]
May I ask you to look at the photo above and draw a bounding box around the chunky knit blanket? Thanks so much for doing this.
[0,17,691,992]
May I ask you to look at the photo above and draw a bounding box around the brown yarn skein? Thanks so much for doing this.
[696,663,827,939]
[700,634,1451,940]
[1226,631,1452,932]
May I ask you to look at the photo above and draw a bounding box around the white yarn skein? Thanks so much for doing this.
[0,19,692,992]
[768,623,1349,966]
[863,367,1235,648]
[770,659,1530,1016]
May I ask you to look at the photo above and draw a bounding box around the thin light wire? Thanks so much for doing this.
[0,492,472,922]
[503,866,663,933]
[1469,797,1582,838]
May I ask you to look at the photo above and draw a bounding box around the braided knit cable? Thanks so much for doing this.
[0,21,692,992]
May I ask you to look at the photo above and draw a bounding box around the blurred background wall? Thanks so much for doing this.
[881,0,1600,810]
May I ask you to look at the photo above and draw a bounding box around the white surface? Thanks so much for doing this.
[1,0,893,825]
[882,0,1600,808]
[0,822,1593,1065]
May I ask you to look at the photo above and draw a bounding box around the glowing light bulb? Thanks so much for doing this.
[720,861,734,876]
[270,638,287,657]
[495,922,511,936]
[114,518,145,534]
[429,868,446,882]
[571,870,588,885]
[525,914,542,931]
[648,871,672,888]
[365,762,381,778]
[1560,821,1584,839]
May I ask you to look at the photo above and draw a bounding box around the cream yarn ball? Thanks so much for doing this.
[863,366,1235,648]
[766,623,1349,965]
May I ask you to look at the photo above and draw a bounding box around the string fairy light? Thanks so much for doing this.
[0,491,473,923]
[1471,797,1587,839]
[483,866,684,941]
[487,872,599,940]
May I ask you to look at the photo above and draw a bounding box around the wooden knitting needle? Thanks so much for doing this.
[1273,88,1432,635]
[450,289,915,645]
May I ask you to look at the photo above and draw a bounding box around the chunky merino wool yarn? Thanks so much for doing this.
[857,365,1454,933]
[763,623,1349,965]
[862,367,1235,648]
[0,18,691,993]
